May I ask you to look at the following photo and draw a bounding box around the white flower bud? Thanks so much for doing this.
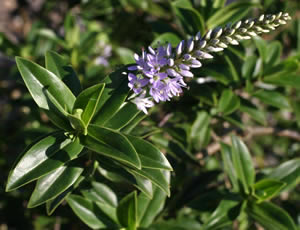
[176,40,185,56]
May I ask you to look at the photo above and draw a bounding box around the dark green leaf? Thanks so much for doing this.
[242,55,257,79]
[202,197,241,230]
[16,57,75,113]
[81,125,141,169]
[81,181,118,208]
[46,175,84,215]
[125,135,172,171]
[253,179,286,202]
[218,89,240,115]
[253,90,290,109]
[265,41,282,67]
[263,73,300,88]
[267,158,300,191]
[247,201,297,230]
[28,161,84,208]
[231,136,255,194]
[220,143,239,192]
[207,2,258,29]
[138,172,170,228]
[105,102,141,130]
[66,194,118,229]
[92,74,130,126]
[45,50,81,96]
[6,132,83,191]
[117,191,138,230]
[73,83,105,126]
[126,167,170,196]
[172,1,205,35]
[190,111,211,151]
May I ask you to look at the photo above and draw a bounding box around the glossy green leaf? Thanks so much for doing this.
[121,113,147,134]
[117,191,138,230]
[125,135,172,171]
[138,172,170,228]
[46,175,84,215]
[92,74,130,126]
[28,161,84,208]
[231,136,255,194]
[73,83,105,126]
[16,57,75,113]
[267,158,300,191]
[67,112,87,135]
[6,132,83,191]
[218,89,240,115]
[224,55,239,82]
[247,201,297,230]
[253,179,286,202]
[190,111,211,151]
[105,102,141,130]
[66,194,117,229]
[96,157,153,198]
[81,125,141,169]
[81,181,118,208]
[220,143,239,192]
[202,198,241,230]
[126,167,170,196]
[151,33,181,47]
[207,2,258,29]
[45,50,81,96]
[253,90,290,110]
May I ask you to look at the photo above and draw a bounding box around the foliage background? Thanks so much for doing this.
[0,0,299,229]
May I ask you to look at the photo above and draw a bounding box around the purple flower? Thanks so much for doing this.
[128,73,149,94]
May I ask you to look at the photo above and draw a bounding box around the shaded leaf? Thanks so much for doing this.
[253,179,286,202]
[6,132,83,191]
[117,191,137,230]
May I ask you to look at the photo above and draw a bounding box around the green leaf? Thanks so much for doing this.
[239,99,266,125]
[80,125,141,169]
[242,55,257,79]
[265,41,282,67]
[67,112,87,135]
[138,172,170,228]
[253,37,268,63]
[96,157,153,198]
[28,161,84,208]
[117,191,138,230]
[105,102,141,130]
[202,197,241,230]
[16,57,75,113]
[66,194,118,229]
[151,33,181,47]
[125,135,172,171]
[263,73,300,88]
[73,83,105,127]
[45,50,81,96]
[190,111,211,151]
[253,179,286,202]
[6,132,83,191]
[126,167,170,196]
[92,73,130,126]
[206,2,258,29]
[247,201,297,230]
[81,181,118,208]
[218,89,240,115]
[46,175,84,215]
[231,136,255,194]
[220,143,239,192]
[172,1,205,35]
[267,158,300,191]
[253,90,290,110]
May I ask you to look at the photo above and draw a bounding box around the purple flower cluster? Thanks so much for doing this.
[128,33,213,113]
